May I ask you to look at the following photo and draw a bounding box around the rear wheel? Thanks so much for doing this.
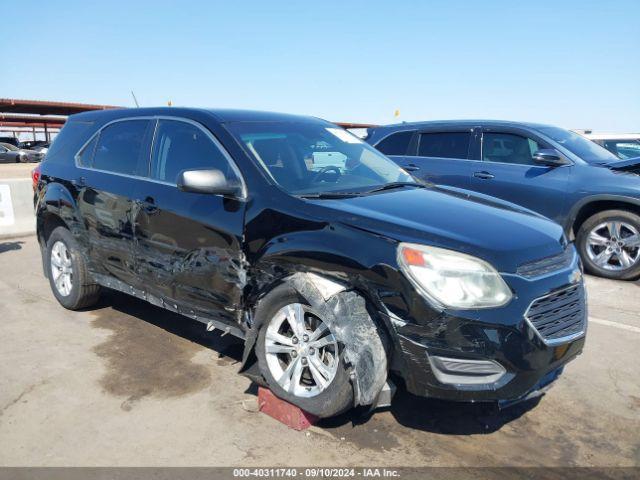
[577,210,640,280]
[46,227,101,309]
[255,284,353,418]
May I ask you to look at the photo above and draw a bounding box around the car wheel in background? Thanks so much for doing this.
[577,209,640,280]
[46,226,101,309]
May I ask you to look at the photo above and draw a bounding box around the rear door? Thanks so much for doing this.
[75,118,153,287]
[132,118,247,326]
[470,127,571,223]
[394,128,478,190]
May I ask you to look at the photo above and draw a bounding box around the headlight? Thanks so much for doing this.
[397,243,512,309]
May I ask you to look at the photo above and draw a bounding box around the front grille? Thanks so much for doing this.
[525,284,586,344]
[517,247,575,278]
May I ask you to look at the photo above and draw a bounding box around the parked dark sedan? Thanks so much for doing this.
[0,136,20,147]
[34,108,586,417]
[367,120,640,280]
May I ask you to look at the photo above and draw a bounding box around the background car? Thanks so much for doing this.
[576,132,640,159]
[19,140,50,154]
[366,120,640,280]
[0,136,20,147]
[0,142,45,163]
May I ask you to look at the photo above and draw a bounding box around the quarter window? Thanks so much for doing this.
[93,120,151,175]
[418,132,470,159]
[376,131,414,155]
[482,132,541,165]
[76,134,99,167]
[150,120,237,184]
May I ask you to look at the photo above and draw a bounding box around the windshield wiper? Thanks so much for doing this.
[299,182,426,199]
[362,182,427,194]
[299,191,363,199]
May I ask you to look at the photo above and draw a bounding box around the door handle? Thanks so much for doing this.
[473,171,495,180]
[141,196,158,214]
[71,176,86,187]
[403,164,420,172]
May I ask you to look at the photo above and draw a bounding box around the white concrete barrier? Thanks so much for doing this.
[0,178,36,239]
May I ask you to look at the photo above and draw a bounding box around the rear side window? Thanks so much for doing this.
[418,132,470,158]
[150,120,236,184]
[375,131,414,155]
[93,120,151,175]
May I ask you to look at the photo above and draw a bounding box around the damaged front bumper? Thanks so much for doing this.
[379,269,587,405]
[388,317,584,404]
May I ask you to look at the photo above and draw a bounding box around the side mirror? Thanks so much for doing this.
[177,169,242,197]
[532,149,570,167]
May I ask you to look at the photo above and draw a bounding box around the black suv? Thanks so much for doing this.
[35,108,586,417]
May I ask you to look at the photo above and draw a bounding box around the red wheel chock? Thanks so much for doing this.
[258,387,318,430]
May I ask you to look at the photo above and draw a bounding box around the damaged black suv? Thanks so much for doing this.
[34,108,587,417]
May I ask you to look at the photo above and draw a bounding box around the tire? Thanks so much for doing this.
[576,209,640,280]
[255,283,354,418]
[46,226,101,309]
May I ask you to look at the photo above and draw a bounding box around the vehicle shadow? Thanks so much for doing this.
[93,290,245,364]
[318,380,542,435]
[0,241,24,254]
[89,290,540,431]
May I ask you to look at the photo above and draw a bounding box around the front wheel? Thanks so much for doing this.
[577,209,640,280]
[255,284,354,418]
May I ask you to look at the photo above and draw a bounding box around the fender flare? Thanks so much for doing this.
[565,194,640,233]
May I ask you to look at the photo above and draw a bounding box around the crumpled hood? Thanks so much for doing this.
[307,187,567,273]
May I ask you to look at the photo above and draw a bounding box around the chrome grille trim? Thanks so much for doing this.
[517,248,576,279]
[524,283,587,346]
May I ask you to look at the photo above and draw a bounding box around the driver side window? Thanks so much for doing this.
[150,120,238,184]
[482,132,541,165]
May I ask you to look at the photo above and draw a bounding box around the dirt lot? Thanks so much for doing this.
[0,236,639,467]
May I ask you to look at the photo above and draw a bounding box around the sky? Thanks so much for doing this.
[1,0,639,131]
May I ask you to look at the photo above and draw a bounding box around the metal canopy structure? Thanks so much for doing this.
[0,98,122,142]
[0,98,122,116]
[0,98,376,142]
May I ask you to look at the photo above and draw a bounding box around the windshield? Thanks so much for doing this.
[538,127,619,164]
[226,121,417,195]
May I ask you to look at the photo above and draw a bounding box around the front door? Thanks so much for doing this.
[133,118,247,325]
[470,128,571,224]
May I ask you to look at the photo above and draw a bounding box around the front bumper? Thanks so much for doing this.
[391,322,583,403]
[382,262,587,404]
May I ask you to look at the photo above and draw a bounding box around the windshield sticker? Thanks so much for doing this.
[326,128,363,144]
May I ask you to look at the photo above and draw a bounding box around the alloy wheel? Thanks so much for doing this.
[585,221,640,271]
[264,303,339,398]
[50,240,74,296]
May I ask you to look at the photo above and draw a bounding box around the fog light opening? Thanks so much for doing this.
[428,355,506,386]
